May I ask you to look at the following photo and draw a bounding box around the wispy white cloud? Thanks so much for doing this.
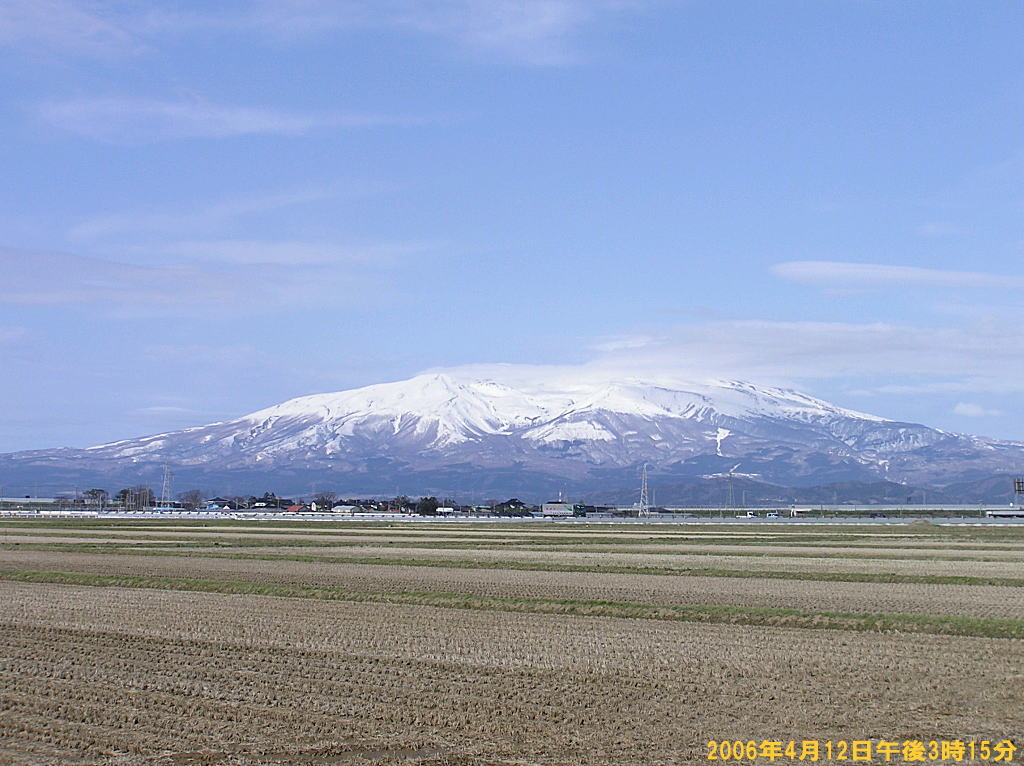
[143,344,263,366]
[0,240,428,314]
[0,0,137,55]
[589,333,656,352]
[916,222,964,238]
[0,326,28,344]
[436,318,1024,403]
[386,0,611,65]
[147,239,433,266]
[0,247,218,307]
[855,379,1024,396]
[580,319,1024,384]
[296,1,651,64]
[953,402,1004,418]
[4,0,648,65]
[132,405,193,416]
[773,261,1024,290]
[70,187,344,240]
[430,320,1024,435]
[36,97,413,143]
[140,0,618,63]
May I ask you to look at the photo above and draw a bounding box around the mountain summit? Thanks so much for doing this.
[3,372,1022,497]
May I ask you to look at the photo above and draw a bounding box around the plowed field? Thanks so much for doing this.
[2,518,1022,765]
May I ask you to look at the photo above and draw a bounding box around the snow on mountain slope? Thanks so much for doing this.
[94,372,887,458]
[238,374,563,448]
[5,370,1022,492]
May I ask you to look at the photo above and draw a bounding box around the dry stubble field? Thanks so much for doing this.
[1,519,1022,765]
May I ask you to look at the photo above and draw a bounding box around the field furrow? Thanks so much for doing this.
[3,519,1023,764]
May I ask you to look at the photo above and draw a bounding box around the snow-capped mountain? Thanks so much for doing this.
[3,372,1023,497]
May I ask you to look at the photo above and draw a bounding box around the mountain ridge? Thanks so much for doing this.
[2,371,1022,500]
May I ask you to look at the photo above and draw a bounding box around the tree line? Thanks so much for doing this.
[75,488,544,515]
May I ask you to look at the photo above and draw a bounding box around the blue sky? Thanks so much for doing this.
[2,0,1024,451]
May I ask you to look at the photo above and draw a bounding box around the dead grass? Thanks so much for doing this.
[3,581,1022,765]
[2,549,1024,620]
[4,569,1024,638]
[3,519,1024,764]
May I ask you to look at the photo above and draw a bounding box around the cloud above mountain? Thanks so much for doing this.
[578,319,1024,385]
[773,261,1024,290]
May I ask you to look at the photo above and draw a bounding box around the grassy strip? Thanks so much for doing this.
[516,544,1024,560]
[3,568,1022,639]
[7,537,1024,566]
[224,551,1024,586]
[0,527,932,545]
[6,543,1024,587]
[4,524,1024,550]
[6,518,1024,541]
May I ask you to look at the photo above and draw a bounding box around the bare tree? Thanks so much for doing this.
[178,489,204,511]
[313,491,337,510]
[115,486,155,511]
[84,489,109,508]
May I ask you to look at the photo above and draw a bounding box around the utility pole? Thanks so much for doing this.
[638,464,650,518]
[726,464,740,510]
[159,466,172,509]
